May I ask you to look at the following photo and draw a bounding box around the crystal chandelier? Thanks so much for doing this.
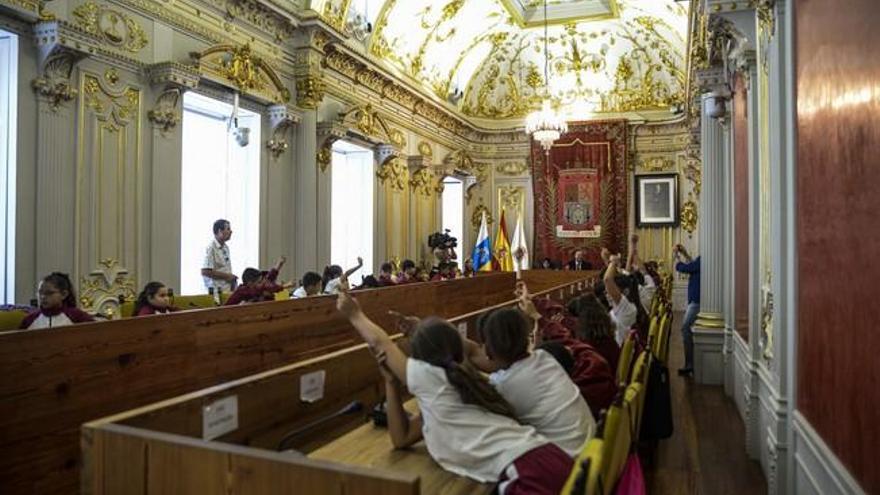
[525,0,567,152]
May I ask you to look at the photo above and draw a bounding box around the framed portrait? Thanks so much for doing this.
[635,174,679,227]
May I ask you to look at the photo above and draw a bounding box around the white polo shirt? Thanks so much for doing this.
[202,239,232,292]
[489,349,595,457]
[610,296,637,345]
[406,358,548,483]
[291,286,308,298]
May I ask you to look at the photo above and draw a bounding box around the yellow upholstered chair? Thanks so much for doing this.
[616,333,636,386]
[171,294,218,310]
[597,405,633,495]
[219,292,231,305]
[118,301,136,318]
[0,310,29,331]
[273,290,289,301]
[659,310,673,363]
[561,438,604,495]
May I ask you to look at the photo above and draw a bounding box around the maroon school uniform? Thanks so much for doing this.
[19,306,95,330]
[136,304,178,316]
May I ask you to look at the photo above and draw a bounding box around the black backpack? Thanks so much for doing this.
[639,359,673,441]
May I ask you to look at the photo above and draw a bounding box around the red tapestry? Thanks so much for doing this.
[530,120,628,268]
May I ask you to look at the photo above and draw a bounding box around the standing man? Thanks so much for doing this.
[201,219,237,293]
[566,249,592,271]
[674,243,700,377]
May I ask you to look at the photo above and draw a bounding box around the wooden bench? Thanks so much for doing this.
[0,271,594,494]
[81,273,594,495]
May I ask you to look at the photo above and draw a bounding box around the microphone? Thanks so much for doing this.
[276,400,364,451]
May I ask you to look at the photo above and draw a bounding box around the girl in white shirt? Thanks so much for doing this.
[336,292,572,495]
[478,306,596,457]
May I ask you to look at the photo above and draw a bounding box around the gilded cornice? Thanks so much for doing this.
[34,19,142,73]
[190,43,291,104]
[322,43,473,139]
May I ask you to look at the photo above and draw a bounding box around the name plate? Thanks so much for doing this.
[300,370,326,403]
[202,395,238,441]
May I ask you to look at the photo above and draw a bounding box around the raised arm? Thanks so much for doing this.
[376,350,423,449]
[604,254,623,305]
[337,291,409,386]
[626,234,640,273]
[343,257,364,279]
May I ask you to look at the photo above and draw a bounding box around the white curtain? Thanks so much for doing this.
[330,142,374,276]
[179,92,261,295]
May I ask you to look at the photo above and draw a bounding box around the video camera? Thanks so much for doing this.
[427,229,458,250]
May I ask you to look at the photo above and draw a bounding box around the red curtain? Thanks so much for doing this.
[530,120,628,268]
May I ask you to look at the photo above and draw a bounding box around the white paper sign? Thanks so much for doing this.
[457,322,468,339]
[202,395,238,441]
[300,370,326,403]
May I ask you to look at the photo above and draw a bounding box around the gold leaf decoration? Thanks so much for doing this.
[680,193,698,236]
[72,0,148,53]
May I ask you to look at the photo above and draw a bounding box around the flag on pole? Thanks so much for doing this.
[511,211,530,272]
[493,210,514,272]
[472,211,493,272]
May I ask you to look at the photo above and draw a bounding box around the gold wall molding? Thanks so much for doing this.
[79,258,136,318]
[191,43,291,104]
[147,87,181,135]
[497,184,525,215]
[266,104,300,160]
[640,156,675,172]
[224,0,298,42]
[680,192,698,236]
[294,73,325,109]
[322,43,472,138]
[321,0,351,32]
[72,0,148,53]
[83,72,139,127]
[409,166,442,198]
[315,121,346,172]
[495,161,529,176]
[471,201,494,228]
[444,149,489,185]
[417,141,433,158]
[376,157,408,192]
[32,50,81,110]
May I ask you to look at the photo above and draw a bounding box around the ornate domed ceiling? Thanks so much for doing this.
[325,0,689,123]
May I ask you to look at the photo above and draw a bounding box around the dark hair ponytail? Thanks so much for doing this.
[43,272,77,307]
[410,317,518,421]
[576,294,614,343]
[134,281,165,315]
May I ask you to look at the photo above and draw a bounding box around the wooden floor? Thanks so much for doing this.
[645,313,767,495]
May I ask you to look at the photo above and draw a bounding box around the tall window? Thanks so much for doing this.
[0,30,17,304]
[441,177,464,252]
[330,141,373,273]
[180,92,261,294]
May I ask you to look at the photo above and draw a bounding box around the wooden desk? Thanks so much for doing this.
[309,402,494,495]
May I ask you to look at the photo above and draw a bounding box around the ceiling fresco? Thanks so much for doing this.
[320,0,688,122]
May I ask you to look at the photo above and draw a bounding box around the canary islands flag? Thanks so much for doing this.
[472,211,492,272]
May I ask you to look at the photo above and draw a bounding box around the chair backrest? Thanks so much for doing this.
[597,405,632,495]
[647,314,660,345]
[616,333,636,386]
[623,381,646,441]
[561,438,604,495]
[171,294,218,310]
[274,290,289,301]
[0,309,29,331]
[119,301,136,318]
[659,309,673,363]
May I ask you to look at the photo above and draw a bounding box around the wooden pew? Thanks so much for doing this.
[82,341,421,495]
[81,273,593,495]
[0,271,592,494]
